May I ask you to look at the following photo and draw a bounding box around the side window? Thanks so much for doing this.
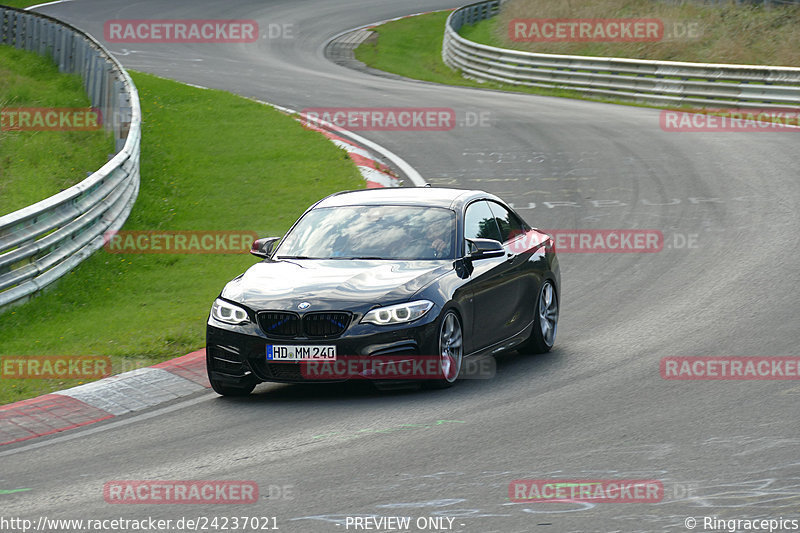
[464,201,502,244]
[487,202,526,243]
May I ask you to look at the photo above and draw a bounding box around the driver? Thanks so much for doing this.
[421,223,452,259]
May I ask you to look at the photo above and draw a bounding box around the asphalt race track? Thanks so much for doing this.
[2,1,798,532]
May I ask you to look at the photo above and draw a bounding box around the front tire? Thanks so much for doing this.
[523,279,558,354]
[427,310,464,389]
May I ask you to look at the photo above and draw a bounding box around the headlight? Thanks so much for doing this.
[211,299,249,325]
[361,300,434,325]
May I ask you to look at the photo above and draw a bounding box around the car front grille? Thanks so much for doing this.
[302,312,350,338]
[257,312,301,337]
[257,311,351,339]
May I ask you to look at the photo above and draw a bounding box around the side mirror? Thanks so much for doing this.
[250,237,281,259]
[466,238,505,260]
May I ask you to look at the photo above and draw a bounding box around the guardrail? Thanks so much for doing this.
[443,0,800,109]
[0,6,141,311]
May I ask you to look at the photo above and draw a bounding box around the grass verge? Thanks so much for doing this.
[0,71,364,405]
[0,1,44,9]
[470,0,800,67]
[354,11,588,102]
[0,45,113,216]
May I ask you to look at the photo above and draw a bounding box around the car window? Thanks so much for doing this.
[464,201,502,243]
[274,205,456,260]
[487,201,526,243]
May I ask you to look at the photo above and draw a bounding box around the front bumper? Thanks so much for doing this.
[206,315,441,384]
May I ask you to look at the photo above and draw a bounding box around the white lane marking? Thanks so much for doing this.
[25,0,73,10]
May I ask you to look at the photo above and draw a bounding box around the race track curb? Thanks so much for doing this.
[304,123,402,188]
[0,350,208,446]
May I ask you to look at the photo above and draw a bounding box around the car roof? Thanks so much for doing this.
[315,187,501,210]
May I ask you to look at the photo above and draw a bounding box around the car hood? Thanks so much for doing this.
[221,259,452,311]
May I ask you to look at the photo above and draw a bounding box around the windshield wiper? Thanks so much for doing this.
[275,255,316,260]
[328,256,384,260]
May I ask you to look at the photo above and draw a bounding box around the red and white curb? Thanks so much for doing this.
[304,124,401,188]
[0,350,208,446]
[265,101,426,188]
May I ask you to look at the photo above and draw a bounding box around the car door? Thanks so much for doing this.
[486,201,541,338]
[463,200,519,352]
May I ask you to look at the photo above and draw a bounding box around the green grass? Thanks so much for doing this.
[478,0,800,67]
[356,11,478,86]
[0,71,364,405]
[0,45,113,216]
[354,11,587,101]
[458,17,496,49]
[0,1,43,9]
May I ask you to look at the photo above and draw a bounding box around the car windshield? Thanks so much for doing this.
[275,205,457,260]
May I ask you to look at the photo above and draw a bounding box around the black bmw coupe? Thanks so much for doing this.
[206,187,559,396]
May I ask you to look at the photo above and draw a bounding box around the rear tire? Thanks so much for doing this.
[522,279,558,354]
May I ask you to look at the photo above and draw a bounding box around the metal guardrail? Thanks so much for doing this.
[0,6,141,311]
[443,0,800,109]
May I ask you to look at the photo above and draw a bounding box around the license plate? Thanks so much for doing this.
[267,345,336,361]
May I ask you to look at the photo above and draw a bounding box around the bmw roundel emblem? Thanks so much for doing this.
[298,302,311,310]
